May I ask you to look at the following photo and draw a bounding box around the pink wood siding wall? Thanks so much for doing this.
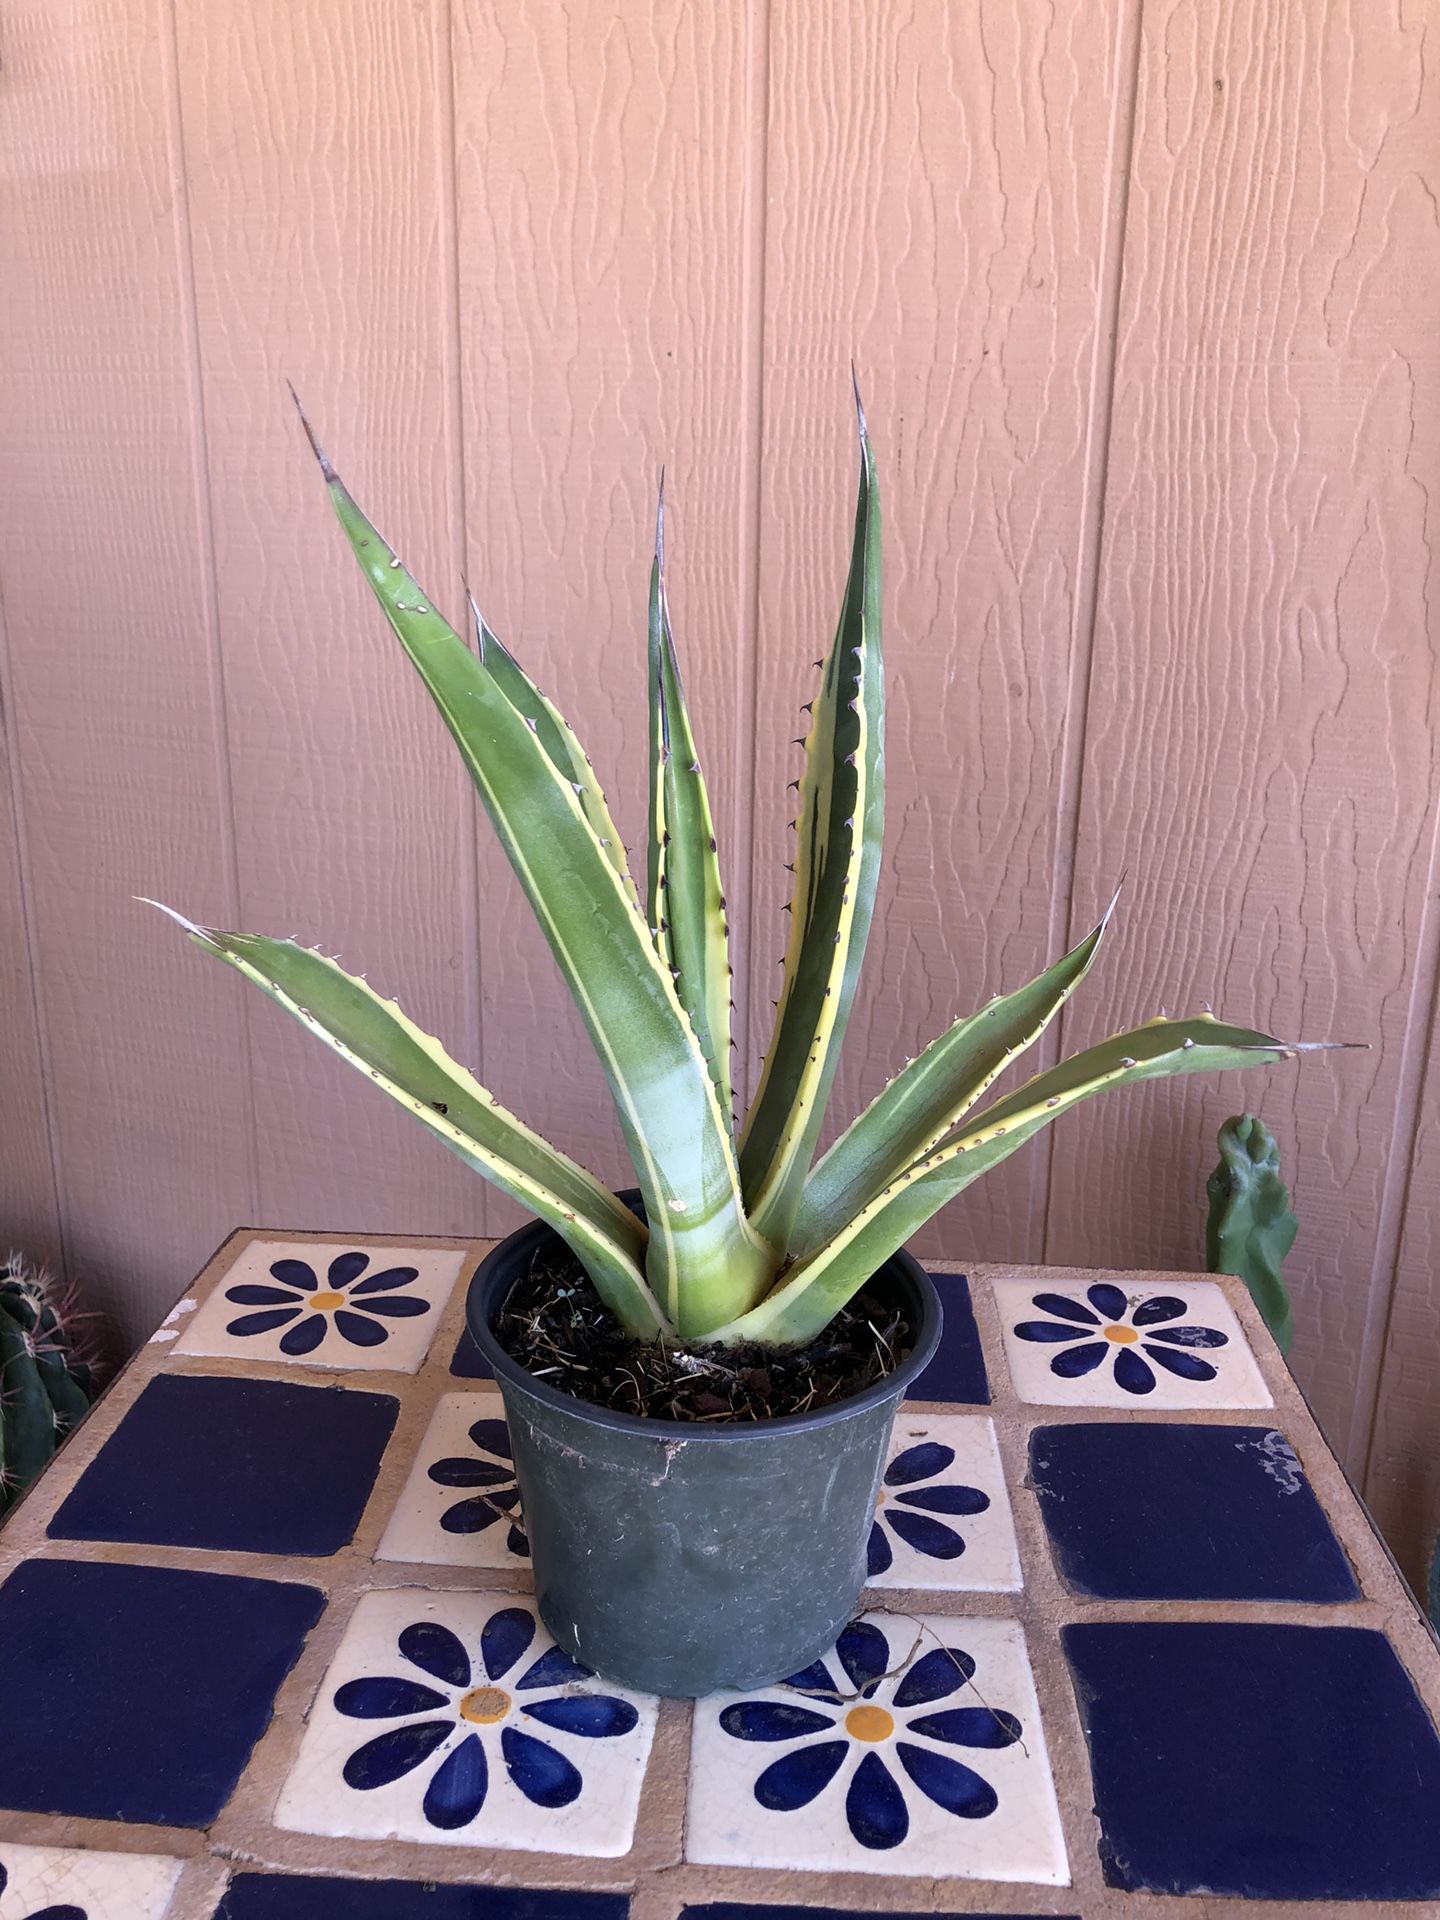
[3,0,1437,1585]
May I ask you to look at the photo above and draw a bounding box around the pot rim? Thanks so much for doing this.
[466,1198,943,1442]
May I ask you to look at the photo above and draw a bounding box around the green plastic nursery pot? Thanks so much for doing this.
[467,1198,942,1697]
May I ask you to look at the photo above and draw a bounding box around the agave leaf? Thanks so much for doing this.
[470,590,639,910]
[148,907,665,1337]
[713,1015,1316,1346]
[290,406,772,1335]
[790,890,1120,1257]
[739,389,884,1247]
[645,480,734,1125]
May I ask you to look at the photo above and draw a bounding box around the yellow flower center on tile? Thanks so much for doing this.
[1103,1324,1138,1344]
[845,1704,894,1743]
[309,1291,345,1311]
[459,1686,512,1725]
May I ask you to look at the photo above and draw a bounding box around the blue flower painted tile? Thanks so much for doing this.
[866,1416,1019,1592]
[174,1241,465,1374]
[686,1612,1068,1883]
[995,1275,1271,1408]
[377,1392,530,1571]
[0,1845,182,1920]
[1063,1621,1440,1899]
[907,1273,989,1404]
[49,1375,398,1557]
[274,1588,657,1855]
[0,1559,323,1827]
[1031,1422,1360,1602]
[216,1876,627,1919]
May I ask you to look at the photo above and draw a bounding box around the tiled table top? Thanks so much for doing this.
[1,1232,1438,1919]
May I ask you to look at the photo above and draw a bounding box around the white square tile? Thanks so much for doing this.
[0,1842,182,1918]
[686,1611,1068,1883]
[378,1392,531,1571]
[866,1414,1020,1592]
[174,1239,465,1374]
[993,1275,1272,1409]
[275,1586,658,1856]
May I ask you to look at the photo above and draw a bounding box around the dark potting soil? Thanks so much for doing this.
[493,1254,911,1423]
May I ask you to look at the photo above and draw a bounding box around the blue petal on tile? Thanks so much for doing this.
[523,1694,640,1738]
[883,1508,967,1558]
[907,1272,988,1403]
[501,1724,582,1807]
[216,1876,629,1919]
[1063,1621,1440,1898]
[892,1645,975,1707]
[422,1732,489,1830]
[0,1559,323,1826]
[49,1375,398,1558]
[398,1621,471,1688]
[449,1326,494,1379]
[333,1676,447,1718]
[481,1604,535,1679]
[342,1720,452,1791]
[845,1748,908,1849]
[906,1706,1022,1747]
[1030,1423,1360,1602]
[895,1740,998,1818]
[754,1740,848,1810]
[719,1700,834,1741]
[514,1645,594,1690]
[835,1619,890,1694]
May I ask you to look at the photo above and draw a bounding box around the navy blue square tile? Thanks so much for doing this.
[49,1375,398,1557]
[450,1324,492,1378]
[908,1270,988,1403]
[1030,1422,1360,1602]
[1064,1621,1440,1898]
[0,1559,324,1826]
[217,1876,627,1919]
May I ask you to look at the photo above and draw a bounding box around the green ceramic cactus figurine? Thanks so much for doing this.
[0,1256,95,1520]
[1206,1113,1298,1354]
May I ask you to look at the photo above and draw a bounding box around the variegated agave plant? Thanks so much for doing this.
[157,393,1331,1350]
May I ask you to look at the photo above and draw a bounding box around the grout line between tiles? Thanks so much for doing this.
[4,1239,1440,1917]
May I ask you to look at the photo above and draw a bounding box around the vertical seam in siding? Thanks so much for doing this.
[436,0,486,1235]
[1357,774,1440,1482]
[1036,0,1146,1263]
[735,0,772,1112]
[0,593,67,1271]
[159,0,263,1226]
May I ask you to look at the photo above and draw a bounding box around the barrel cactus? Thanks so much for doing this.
[0,1257,96,1520]
[1206,1114,1298,1353]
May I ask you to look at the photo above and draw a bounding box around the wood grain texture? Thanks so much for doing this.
[0,0,256,1348]
[450,0,751,1230]
[749,0,1123,1262]
[173,0,487,1239]
[1045,0,1440,1466]
[3,0,1440,1576]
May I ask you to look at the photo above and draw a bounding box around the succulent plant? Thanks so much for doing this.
[155,393,1339,1349]
[0,1256,95,1519]
[1206,1113,1298,1353]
